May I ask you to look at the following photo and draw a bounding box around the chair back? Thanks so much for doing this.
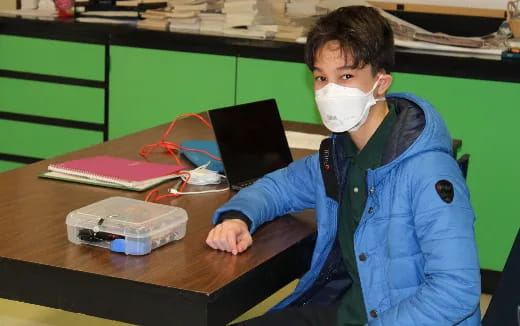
[482,228,520,326]
[457,154,470,180]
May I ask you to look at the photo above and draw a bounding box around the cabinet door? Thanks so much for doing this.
[236,57,320,124]
[0,161,24,173]
[0,77,104,123]
[0,120,103,159]
[109,46,236,139]
[0,35,106,173]
[390,72,520,272]
[0,34,104,81]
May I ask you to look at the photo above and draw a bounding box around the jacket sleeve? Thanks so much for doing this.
[370,153,481,325]
[213,154,322,233]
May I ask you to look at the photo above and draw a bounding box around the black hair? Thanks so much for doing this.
[304,6,395,75]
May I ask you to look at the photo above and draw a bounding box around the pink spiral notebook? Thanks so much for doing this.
[47,156,183,188]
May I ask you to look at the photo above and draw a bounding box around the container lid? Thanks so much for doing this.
[66,197,188,238]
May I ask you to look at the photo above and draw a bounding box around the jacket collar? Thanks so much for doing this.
[319,94,427,200]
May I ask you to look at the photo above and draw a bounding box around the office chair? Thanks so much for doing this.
[457,154,470,180]
[482,227,520,326]
[451,139,469,180]
[452,139,462,158]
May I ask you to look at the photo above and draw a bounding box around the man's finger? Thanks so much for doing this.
[225,230,239,255]
[205,228,217,249]
[236,232,253,253]
[212,224,228,251]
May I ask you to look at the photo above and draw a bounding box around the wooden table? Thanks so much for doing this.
[0,117,323,326]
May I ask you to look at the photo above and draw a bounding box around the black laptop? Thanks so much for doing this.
[208,99,293,191]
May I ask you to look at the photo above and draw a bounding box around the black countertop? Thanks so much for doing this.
[1,12,519,83]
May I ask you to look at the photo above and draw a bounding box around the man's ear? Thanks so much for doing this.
[375,73,393,97]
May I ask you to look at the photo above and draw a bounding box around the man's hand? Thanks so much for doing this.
[206,219,253,255]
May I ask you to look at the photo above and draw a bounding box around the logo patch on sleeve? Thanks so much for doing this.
[435,180,454,203]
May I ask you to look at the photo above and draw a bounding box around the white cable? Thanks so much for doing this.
[180,162,225,186]
[169,162,229,195]
[168,187,230,195]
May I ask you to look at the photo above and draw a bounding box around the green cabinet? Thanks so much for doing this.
[0,77,104,123]
[0,34,104,80]
[0,119,103,159]
[109,46,236,139]
[390,72,520,271]
[0,161,24,172]
[0,35,106,173]
[236,57,320,124]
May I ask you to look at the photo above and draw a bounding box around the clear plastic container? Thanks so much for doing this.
[66,197,188,255]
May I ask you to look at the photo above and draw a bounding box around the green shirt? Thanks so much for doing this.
[336,103,396,326]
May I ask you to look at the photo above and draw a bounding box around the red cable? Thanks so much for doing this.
[140,113,219,202]
[139,113,221,164]
[145,171,192,202]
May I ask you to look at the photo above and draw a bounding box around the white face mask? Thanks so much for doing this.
[315,77,384,133]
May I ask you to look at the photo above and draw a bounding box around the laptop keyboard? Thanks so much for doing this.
[231,179,256,191]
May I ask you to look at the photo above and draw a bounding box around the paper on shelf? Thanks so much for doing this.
[394,39,503,57]
[285,130,328,151]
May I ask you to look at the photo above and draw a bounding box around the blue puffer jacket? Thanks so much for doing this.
[213,93,481,325]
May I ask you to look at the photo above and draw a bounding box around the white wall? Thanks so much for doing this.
[380,0,508,10]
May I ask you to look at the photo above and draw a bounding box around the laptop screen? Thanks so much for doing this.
[208,99,293,189]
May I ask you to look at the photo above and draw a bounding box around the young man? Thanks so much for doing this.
[206,6,481,326]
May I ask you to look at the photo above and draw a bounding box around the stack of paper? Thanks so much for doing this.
[38,0,56,10]
[222,0,257,27]
[141,8,169,18]
[165,0,224,33]
[199,12,226,34]
[165,10,198,18]
[255,23,278,34]
[252,0,278,25]
[0,8,56,17]
[82,10,141,18]
[265,0,286,24]
[286,0,325,17]
[222,0,283,38]
[169,0,222,12]
[116,0,168,7]
[222,26,268,39]
[0,0,16,10]
[274,24,305,41]
[77,17,139,24]
[169,16,201,32]
[138,9,170,30]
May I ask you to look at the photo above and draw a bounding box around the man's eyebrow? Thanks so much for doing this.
[337,65,354,71]
[312,65,355,72]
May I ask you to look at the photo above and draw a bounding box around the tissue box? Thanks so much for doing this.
[66,196,188,255]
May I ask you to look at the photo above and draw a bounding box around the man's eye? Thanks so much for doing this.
[314,76,326,82]
[341,74,353,80]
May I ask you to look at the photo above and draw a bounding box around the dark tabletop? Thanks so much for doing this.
[0,117,326,325]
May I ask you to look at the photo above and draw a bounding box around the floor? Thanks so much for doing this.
[0,281,492,325]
